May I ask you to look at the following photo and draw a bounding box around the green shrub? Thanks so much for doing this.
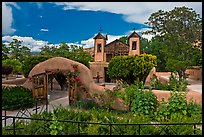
[149,74,188,91]
[2,58,22,73]
[154,90,202,122]
[2,105,202,135]
[130,84,159,115]
[73,98,98,110]
[116,82,159,115]
[108,53,157,84]
[2,86,35,110]
[22,55,52,78]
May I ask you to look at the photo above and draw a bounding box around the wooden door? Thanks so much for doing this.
[32,72,48,100]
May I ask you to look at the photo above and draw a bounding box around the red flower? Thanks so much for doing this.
[70,77,75,81]
[63,71,67,76]
[76,76,80,81]
[73,67,78,71]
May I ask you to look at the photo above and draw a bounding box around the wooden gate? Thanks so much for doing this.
[32,72,48,100]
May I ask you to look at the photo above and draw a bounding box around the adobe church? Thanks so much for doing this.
[89,30,141,83]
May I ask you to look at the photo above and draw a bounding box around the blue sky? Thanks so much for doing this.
[2,2,202,52]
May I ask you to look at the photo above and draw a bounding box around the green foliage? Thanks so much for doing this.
[49,113,63,135]
[140,38,150,53]
[108,53,157,84]
[131,88,158,115]
[2,58,22,73]
[2,86,35,110]
[22,55,52,78]
[93,89,118,110]
[133,53,157,83]
[8,39,31,62]
[40,43,93,68]
[116,83,159,115]
[73,98,98,110]
[149,74,188,91]
[141,36,167,72]
[154,90,202,122]
[2,43,9,60]
[116,84,137,111]
[118,36,128,44]
[144,6,202,79]
[3,105,201,135]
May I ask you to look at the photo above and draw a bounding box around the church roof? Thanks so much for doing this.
[93,33,107,40]
[128,31,141,39]
[105,39,128,47]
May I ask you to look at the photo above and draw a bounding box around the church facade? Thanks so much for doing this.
[89,31,141,83]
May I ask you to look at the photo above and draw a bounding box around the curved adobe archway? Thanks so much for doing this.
[22,57,128,111]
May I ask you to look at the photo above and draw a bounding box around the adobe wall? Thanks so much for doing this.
[145,67,156,85]
[186,66,202,81]
[89,61,109,83]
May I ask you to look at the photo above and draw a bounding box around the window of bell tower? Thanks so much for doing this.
[97,44,102,52]
[132,41,137,50]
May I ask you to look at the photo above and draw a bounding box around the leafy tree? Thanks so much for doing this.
[108,54,157,84]
[118,36,128,44]
[22,55,52,78]
[8,39,31,62]
[2,44,9,60]
[144,6,202,79]
[40,42,93,68]
[143,36,167,72]
[40,45,58,56]
[140,38,150,54]
[2,59,22,74]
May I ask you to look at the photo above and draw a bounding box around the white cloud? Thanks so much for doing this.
[2,35,50,52]
[81,38,94,48]
[40,28,49,32]
[2,2,20,35]
[2,35,83,52]
[52,2,202,24]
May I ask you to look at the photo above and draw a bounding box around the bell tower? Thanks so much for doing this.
[93,32,107,62]
[128,29,140,55]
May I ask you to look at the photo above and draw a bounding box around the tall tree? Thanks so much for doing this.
[40,42,93,68]
[9,39,31,62]
[140,38,150,54]
[118,36,128,44]
[2,44,9,60]
[144,6,202,79]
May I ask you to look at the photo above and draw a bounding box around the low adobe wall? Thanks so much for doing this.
[2,78,27,86]
[186,66,202,81]
[152,90,202,104]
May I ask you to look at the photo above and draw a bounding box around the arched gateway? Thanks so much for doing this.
[22,57,128,110]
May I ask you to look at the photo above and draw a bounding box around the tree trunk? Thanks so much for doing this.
[178,68,187,80]
[177,69,183,79]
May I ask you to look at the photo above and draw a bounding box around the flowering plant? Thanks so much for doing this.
[48,65,86,92]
